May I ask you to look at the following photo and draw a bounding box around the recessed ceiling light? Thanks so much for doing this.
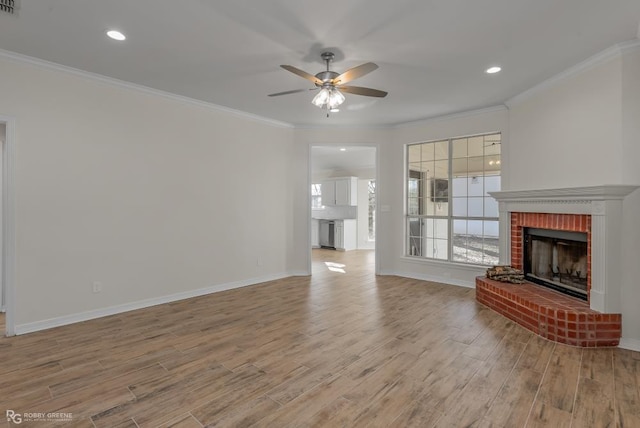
[340,148,347,152]
[106,30,126,41]
[486,66,502,74]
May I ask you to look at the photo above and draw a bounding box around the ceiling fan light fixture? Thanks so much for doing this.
[311,88,330,107]
[273,51,385,114]
[328,89,345,109]
[312,87,345,110]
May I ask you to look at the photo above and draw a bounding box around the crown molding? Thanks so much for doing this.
[0,48,294,129]
[394,105,508,129]
[506,39,640,108]
[295,105,508,130]
[293,122,394,131]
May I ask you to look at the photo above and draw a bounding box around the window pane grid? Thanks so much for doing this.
[406,133,501,266]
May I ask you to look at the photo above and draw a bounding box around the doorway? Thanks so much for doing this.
[309,145,378,275]
[0,116,16,336]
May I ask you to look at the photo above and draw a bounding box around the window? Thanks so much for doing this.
[406,133,501,265]
[311,183,322,209]
[368,180,376,240]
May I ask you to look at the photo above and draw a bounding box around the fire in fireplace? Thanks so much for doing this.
[523,227,588,300]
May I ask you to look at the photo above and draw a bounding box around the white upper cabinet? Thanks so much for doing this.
[321,180,336,206]
[321,177,357,206]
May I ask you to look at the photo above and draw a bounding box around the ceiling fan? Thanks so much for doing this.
[268,52,387,114]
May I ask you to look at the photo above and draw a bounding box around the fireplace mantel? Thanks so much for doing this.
[489,185,638,202]
[489,185,639,314]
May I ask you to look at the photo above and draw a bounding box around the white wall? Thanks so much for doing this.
[0,122,4,310]
[507,56,623,190]
[0,56,295,331]
[620,48,640,349]
[508,45,640,348]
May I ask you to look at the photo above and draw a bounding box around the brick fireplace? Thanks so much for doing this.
[476,186,638,347]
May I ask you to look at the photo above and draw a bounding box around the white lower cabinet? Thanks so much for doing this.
[334,219,356,251]
[335,221,343,249]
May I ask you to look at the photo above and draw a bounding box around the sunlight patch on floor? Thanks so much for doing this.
[324,261,346,274]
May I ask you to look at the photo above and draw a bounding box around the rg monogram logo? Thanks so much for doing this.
[6,410,22,424]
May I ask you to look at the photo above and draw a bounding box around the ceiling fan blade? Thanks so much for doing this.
[334,62,378,85]
[339,85,388,98]
[280,65,323,85]
[268,88,316,97]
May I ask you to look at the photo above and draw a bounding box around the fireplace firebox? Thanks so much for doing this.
[523,227,588,300]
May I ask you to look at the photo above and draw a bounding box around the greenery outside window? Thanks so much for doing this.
[406,133,501,265]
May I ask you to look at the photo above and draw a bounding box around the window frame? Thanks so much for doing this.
[311,183,323,209]
[368,180,376,241]
[405,132,501,266]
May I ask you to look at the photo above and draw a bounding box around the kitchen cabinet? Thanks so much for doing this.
[321,180,336,206]
[334,221,343,249]
[321,177,357,206]
[334,219,357,251]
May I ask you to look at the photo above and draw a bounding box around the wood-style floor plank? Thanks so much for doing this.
[1,249,639,427]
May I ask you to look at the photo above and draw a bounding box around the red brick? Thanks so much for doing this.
[475,276,621,348]
[598,331,622,339]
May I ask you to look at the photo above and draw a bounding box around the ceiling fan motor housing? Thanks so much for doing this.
[315,71,339,86]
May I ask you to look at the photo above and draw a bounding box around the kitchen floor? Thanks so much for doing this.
[1,250,638,426]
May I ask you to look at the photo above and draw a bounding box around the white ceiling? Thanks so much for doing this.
[312,146,377,176]
[1,1,639,127]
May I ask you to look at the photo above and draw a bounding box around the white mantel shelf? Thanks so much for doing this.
[489,184,640,315]
[490,185,639,202]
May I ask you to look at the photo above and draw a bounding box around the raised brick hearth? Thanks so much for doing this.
[475,210,621,347]
[476,276,621,347]
[479,186,639,348]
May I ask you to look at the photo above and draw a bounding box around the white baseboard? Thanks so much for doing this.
[619,337,640,352]
[13,272,292,335]
[288,270,311,276]
[377,269,475,289]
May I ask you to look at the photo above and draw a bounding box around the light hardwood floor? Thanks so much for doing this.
[1,249,639,427]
